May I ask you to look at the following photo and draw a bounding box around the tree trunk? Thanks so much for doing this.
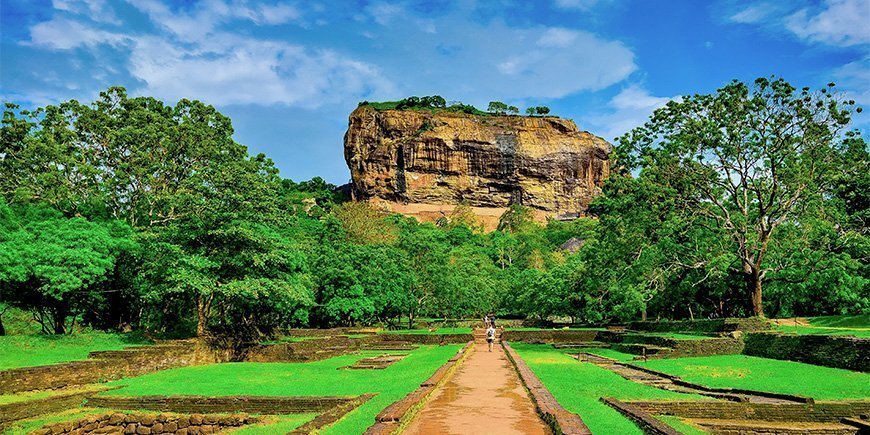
[196,294,212,337]
[0,316,5,336]
[744,268,764,317]
[53,307,67,334]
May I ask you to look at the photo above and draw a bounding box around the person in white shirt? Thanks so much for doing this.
[486,325,496,352]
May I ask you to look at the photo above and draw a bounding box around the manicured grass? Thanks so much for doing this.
[656,415,706,435]
[103,345,461,434]
[0,333,151,370]
[0,385,107,405]
[637,355,870,400]
[505,327,606,331]
[810,314,869,328]
[772,325,870,338]
[640,332,714,340]
[230,413,316,434]
[577,347,639,362]
[261,336,326,345]
[381,327,472,335]
[512,343,705,434]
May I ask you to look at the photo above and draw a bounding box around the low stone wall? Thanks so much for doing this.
[32,411,257,435]
[600,398,679,435]
[0,388,117,430]
[0,341,224,394]
[503,341,592,435]
[243,335,369,362]
[365,342,474,435]
[378,333,474,344]
[87,395,358,414]
[627,317,771,333]
[743,332,870,372]
[629,400,870,423]
[500,330,599,343]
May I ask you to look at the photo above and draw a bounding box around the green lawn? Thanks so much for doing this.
[505,327,606,331]
[0,333,151,370]
[380,327,471,335]
[511,343,705,434]
[637,355,870,400]
[576,347,639,362]
[655,415,706,435]
[772,325,870,338]
[640,332,714,340]
[810,314,869,328]
[229,413,316,434]
[102,344,461,434]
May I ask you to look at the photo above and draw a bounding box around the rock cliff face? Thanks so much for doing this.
[344,106,612,229]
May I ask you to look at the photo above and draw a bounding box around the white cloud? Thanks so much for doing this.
[729,3,776,24]
[28,17,128,49]
[785,0,870,47]
[554,0,603,10]
[27,0,394,108]
[365,2,403,26]
[584,85,676,141]
[52,0,120,24]
[537,28,580,48]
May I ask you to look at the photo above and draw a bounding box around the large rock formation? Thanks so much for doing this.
[344,106,612,229]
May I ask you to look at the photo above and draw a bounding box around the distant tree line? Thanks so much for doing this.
[0,79,866,338]
[358,96,552,117]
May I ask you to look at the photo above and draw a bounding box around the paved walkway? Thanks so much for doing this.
[403,331,550,435]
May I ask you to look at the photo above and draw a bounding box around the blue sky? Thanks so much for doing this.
[1,0,868,184]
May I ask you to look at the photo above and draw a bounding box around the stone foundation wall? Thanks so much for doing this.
[0,341,224,394]
[87,395,356,414]
[500,330,599,343]
[378,333,474,344]
[243,335,368,362]
[0,388,116,430]
[32,411,257,435]
[631,401,870,422]
[743,333,870,372]
[627,318,771,333]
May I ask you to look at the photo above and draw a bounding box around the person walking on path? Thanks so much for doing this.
[486,325,496,352]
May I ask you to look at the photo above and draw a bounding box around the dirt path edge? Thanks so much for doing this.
[502,341,592,435]
[363,341,475,435]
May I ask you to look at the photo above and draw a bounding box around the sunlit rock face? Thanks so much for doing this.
[343,106,612,229]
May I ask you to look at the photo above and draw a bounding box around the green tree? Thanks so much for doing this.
[487,101,508,115]
[616,78,860,316]
[0,202,135,334]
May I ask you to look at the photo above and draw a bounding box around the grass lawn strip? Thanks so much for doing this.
[637,355,870,400]
[0,385,109,405]
[380,327,471,335]
[511,343,706,435]
[655,415,706,435]
[0,333,150,370]
[228,413,316,434]
[771,325,870,338]
[101,344,461,435]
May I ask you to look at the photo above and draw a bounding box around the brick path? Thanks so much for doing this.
[403,329,550,434]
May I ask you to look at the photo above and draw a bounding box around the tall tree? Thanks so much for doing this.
[616,78,859,316]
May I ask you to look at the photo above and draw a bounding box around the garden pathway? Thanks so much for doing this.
[403,329,550,434]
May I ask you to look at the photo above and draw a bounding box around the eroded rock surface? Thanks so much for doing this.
[344,107,612,228]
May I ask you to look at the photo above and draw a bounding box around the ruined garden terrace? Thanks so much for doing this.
[0,317,866,434]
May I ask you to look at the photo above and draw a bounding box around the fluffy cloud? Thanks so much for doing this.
[728,0,869,47]
[584,85,675,142]
[785,0,870,47]
[26,0,394,108]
